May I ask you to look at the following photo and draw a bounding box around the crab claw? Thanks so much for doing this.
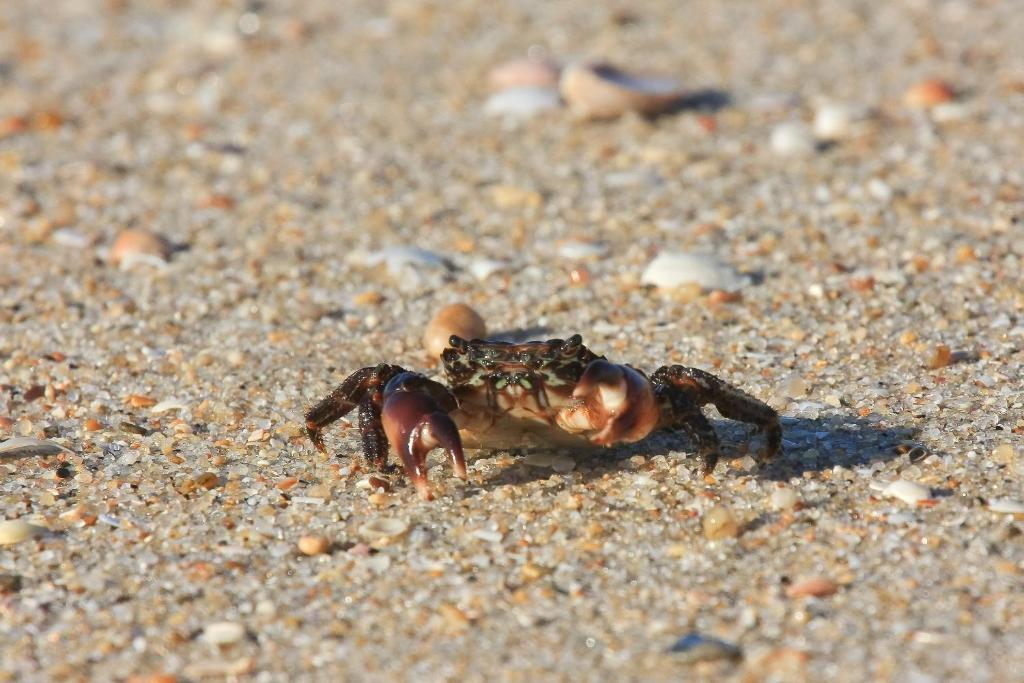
[380,380,466,501]
[558,360,660,446]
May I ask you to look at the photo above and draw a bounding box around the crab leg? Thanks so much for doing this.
[380,373,466,500]
[652,365,781,472]
[304,363,405,457]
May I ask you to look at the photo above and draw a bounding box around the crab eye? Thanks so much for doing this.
[560,334,582,355]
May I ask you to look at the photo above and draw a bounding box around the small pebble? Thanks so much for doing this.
[549,455,576,474]
[0,519,45,545]
[559,62,685,120]
[992,443,1016,464]
[770,486,799,510]
[491,184,543,209]
[703,505,740,540]
[109,229,172,267]
[357,517,410,542]
[201,621,246,646]
[904,79,955,108]
[813,103,853,139]
[484,87,561,119]
[880,479,931,505]
[785,577,838,599]
[641,251,749,291]
[297,535,331,556]
[668,633,742,663]
[423,303,487,358]
[770,121,817,156]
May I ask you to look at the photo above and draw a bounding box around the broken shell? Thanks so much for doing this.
[484,87,561,119]
[880,479,931,505]
[669,633,742,663]
[488,58,561,91]
[0,437,74,459]
[109,229,172,267]
[151,400,187,414]
[424,303,487,359]
[557,240,608,260]
[988,499,1024,517]
[357,517,410,542]
[0,519,46,545]
[641,251,749,292]
[467,258,509,282]
[559,62,685,120]
[201,621,246,646]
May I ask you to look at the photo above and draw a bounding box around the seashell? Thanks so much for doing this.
[0,437,74,459]
[641,251,749,292]
[150,400,187,414]
[362,246,449,272]
[668,633,742,663]
[467,258,509,282]
[201,621,246,645]
[358,517,410,542]
[988,499,1024,516]
[109,229,173,268]
[556,240,608,260]
[488,58,561,91]
[424,303,487,358]
[484,86,562,119]
[0,519,46,545]
[880,479,931,505]
[559,62,685,120]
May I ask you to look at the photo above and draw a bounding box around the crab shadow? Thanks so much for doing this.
[470,412,920,492]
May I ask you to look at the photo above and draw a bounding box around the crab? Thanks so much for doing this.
[305,335,781,500]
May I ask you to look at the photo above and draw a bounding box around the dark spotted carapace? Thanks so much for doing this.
[441,334,600,394]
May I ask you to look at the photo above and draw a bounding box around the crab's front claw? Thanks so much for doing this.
[380,384,466,501]
[558,360,660,446]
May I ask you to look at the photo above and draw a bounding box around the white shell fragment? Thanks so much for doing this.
[557,241,608,260]
[484,87,561,119]
[150,400,187,414]
[641,251,749,291]
[0,437,74,459]
[0,519,46,545]
[880,479,931,505]
[988,499,1024,515]
[362,246,449,273]
[560,62,685,120]
[770,121,817,156]
[202,621,246,646]
[358,517,410,542]
[468,258,509,281]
